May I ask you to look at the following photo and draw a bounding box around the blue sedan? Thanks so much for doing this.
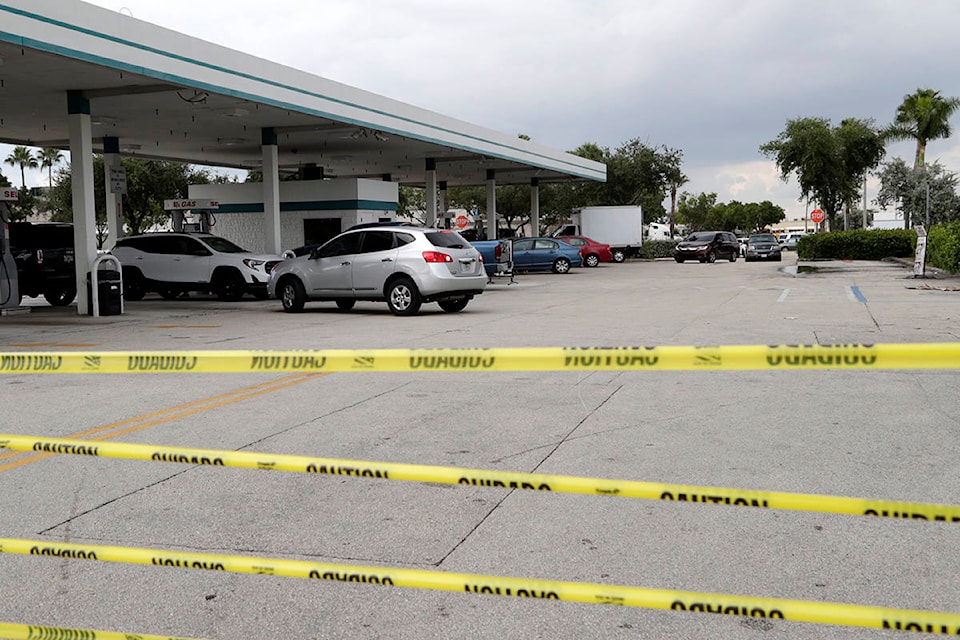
[510,237,583,273]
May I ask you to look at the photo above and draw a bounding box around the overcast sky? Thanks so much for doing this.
[23,0,960,221]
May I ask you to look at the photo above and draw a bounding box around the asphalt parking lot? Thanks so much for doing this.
[2,254,960,639]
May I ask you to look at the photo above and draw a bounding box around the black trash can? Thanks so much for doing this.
[87,269,122,316]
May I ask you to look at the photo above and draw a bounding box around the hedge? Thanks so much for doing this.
[926,223,960,273]
[796,229,915,261]
[635,239,678,259]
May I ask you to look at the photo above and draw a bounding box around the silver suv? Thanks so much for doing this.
[110,232,284,301]
[268,225,486,315]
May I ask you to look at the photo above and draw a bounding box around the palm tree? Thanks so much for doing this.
[885,88,960,168]
[37,147,63,188]
[4,145,38,191]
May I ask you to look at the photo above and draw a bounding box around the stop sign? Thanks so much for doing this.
[455,214,468,228]
[810,209,825,224]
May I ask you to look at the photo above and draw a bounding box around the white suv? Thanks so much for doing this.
[110,232,284,301]
[268,225,486,315]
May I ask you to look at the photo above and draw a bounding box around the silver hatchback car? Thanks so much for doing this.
[268,226,487,315]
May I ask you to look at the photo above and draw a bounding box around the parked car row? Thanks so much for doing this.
[17,222,788,316]
[674,231,787,264]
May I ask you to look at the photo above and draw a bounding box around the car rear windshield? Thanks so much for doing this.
[425,230,469,249]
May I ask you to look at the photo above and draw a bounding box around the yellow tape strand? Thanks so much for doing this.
[1,342,959,374]
[2,435,957,522]
[2,537,958,634]
[0,619,205,640]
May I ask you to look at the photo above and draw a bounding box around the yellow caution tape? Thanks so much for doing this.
[2,435,957,522]
[0,342,959,374]
[0,620,204,640]
[2,537,958,634]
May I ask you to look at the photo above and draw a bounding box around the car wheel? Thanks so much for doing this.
[279,278,306,313]
[335,299,356,311]
[611,249,626,263]
[728,251,737,263]
[706,251,717,263]
[438,297,469,313]
[122,268,146,301]
[584,254,600,268]
[552,257,571,274]
[386,278,421,316]
[215,270,245,301]
[674,256,684,263]
[43,285,76,306]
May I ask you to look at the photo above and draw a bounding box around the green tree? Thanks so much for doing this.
[47,156,216,244]
[5,145,37,190]
[760,117,885,231]
[884,88,960,169]
[676,192,717,231]
[37,147,64,188]
[875,158,960,227]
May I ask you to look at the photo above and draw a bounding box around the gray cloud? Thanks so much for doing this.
[45,1,960,219]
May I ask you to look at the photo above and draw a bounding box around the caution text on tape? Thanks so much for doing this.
[3,537,959,635]
[1,343,959,374]
[2,435,958,522]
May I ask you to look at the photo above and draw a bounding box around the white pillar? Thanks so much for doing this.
[486,169,497,240]
[439,181,448,228]
[103,136,122,247]
[67,91,97,316]
[425,158,437,227]
[261,128,281,254]
[530,178,540,237]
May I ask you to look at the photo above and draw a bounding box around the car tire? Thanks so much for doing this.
[279,278,306,313]
[335,299,356,311]
[675,256,684,263]
[122,268,146,301]
[552,257,572,274]
[438,297,469,313]
[386,278,421,316]
[215,269,245,301]
[728,251,737,263]
[611,249,626,263]
[584,254,600,268]
[43,285,76,306]
[706,251,716,263]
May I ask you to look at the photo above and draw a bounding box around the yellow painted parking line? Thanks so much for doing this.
[0,373,328,473]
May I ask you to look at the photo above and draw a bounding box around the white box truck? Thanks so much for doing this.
[553,205,643,262]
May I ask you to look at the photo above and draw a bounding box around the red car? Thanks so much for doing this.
[554,235,613,267]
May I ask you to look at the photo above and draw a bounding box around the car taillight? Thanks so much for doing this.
[494,245,502,259]
[422,251,453,263]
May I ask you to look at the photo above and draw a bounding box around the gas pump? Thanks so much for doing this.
[164,198,219,233]
[0,189,21,311]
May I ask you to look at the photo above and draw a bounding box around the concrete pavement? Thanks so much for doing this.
[1,254,959,639]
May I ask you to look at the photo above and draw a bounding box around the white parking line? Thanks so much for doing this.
[777,288,791,302]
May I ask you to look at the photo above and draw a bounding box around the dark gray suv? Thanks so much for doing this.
[9,221,77,305]
[674,231,739,263]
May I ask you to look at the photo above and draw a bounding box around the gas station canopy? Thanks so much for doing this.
[0,1,606,187]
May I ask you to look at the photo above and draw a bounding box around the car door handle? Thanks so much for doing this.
[381,258,393,263]
[340,261,351,266]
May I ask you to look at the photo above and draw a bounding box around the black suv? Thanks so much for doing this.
[8,221,77,305]
[674,231,739,263]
